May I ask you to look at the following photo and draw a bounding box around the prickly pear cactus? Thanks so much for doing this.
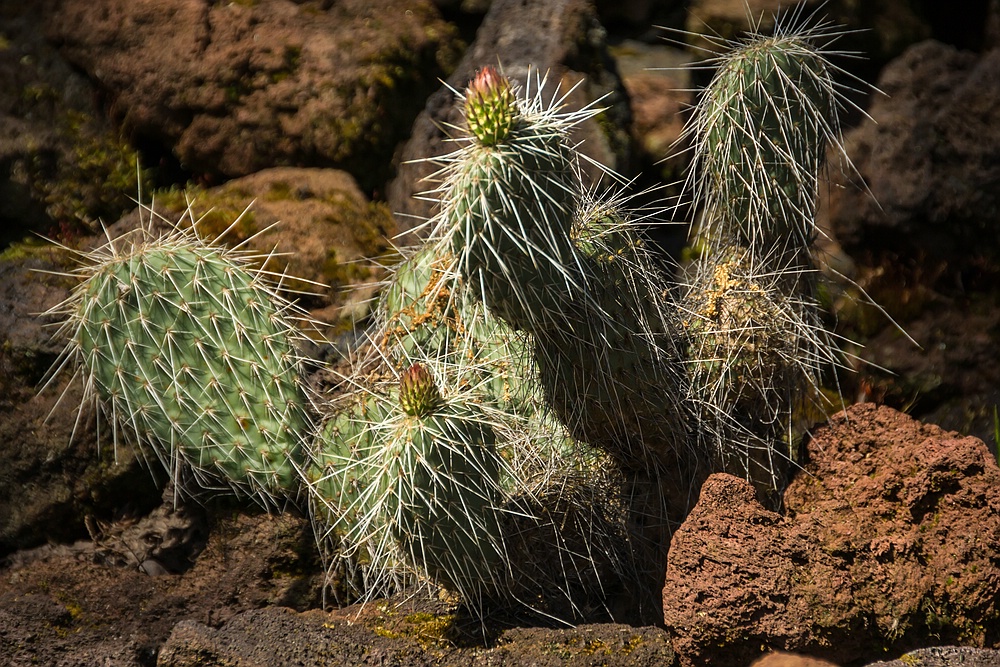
[51,215,312,502]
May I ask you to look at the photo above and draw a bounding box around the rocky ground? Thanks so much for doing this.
[2,0,1000,665]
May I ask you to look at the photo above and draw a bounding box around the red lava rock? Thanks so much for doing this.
[663,403,1000,667]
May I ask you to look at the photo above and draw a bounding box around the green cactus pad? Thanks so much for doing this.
[68,223,311,500]
[533,200,688,467]
[307,372,506,599]
[687,30,839,265]
[437,72,598,334]
[388,400,506,596]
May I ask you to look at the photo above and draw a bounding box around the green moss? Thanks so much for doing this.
[373,610,457,648]
[264,180,294,202]
[17,108,141,229]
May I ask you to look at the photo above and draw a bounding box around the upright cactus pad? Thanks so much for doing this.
[52,213,312,502]
[431,70,690,471]
[435,66,591,333]
[306,365,506,600]
[675,13,857,497]
[388,364,506,596]
[533,198,688,467]
[684,21,842,264]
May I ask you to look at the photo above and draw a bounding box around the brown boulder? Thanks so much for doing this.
[0,2,138,238]
[45,0,461,193]
[825,41,1000,274]
[663,403,1000,667]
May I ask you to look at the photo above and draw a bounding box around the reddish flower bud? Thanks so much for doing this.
[464,66,517,146]
[399,363,441,417]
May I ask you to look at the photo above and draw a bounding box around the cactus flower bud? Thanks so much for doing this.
[399,363,441,417]
[464,66,516,146]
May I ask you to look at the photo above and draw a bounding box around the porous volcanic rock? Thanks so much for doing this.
[865,646,1000,667]
[816,42,1000,456]
[0,510,319,667]
[663,403,1000,667]
[157,604,677,666]
[45,0,461,193]
[825,41,1000,275]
